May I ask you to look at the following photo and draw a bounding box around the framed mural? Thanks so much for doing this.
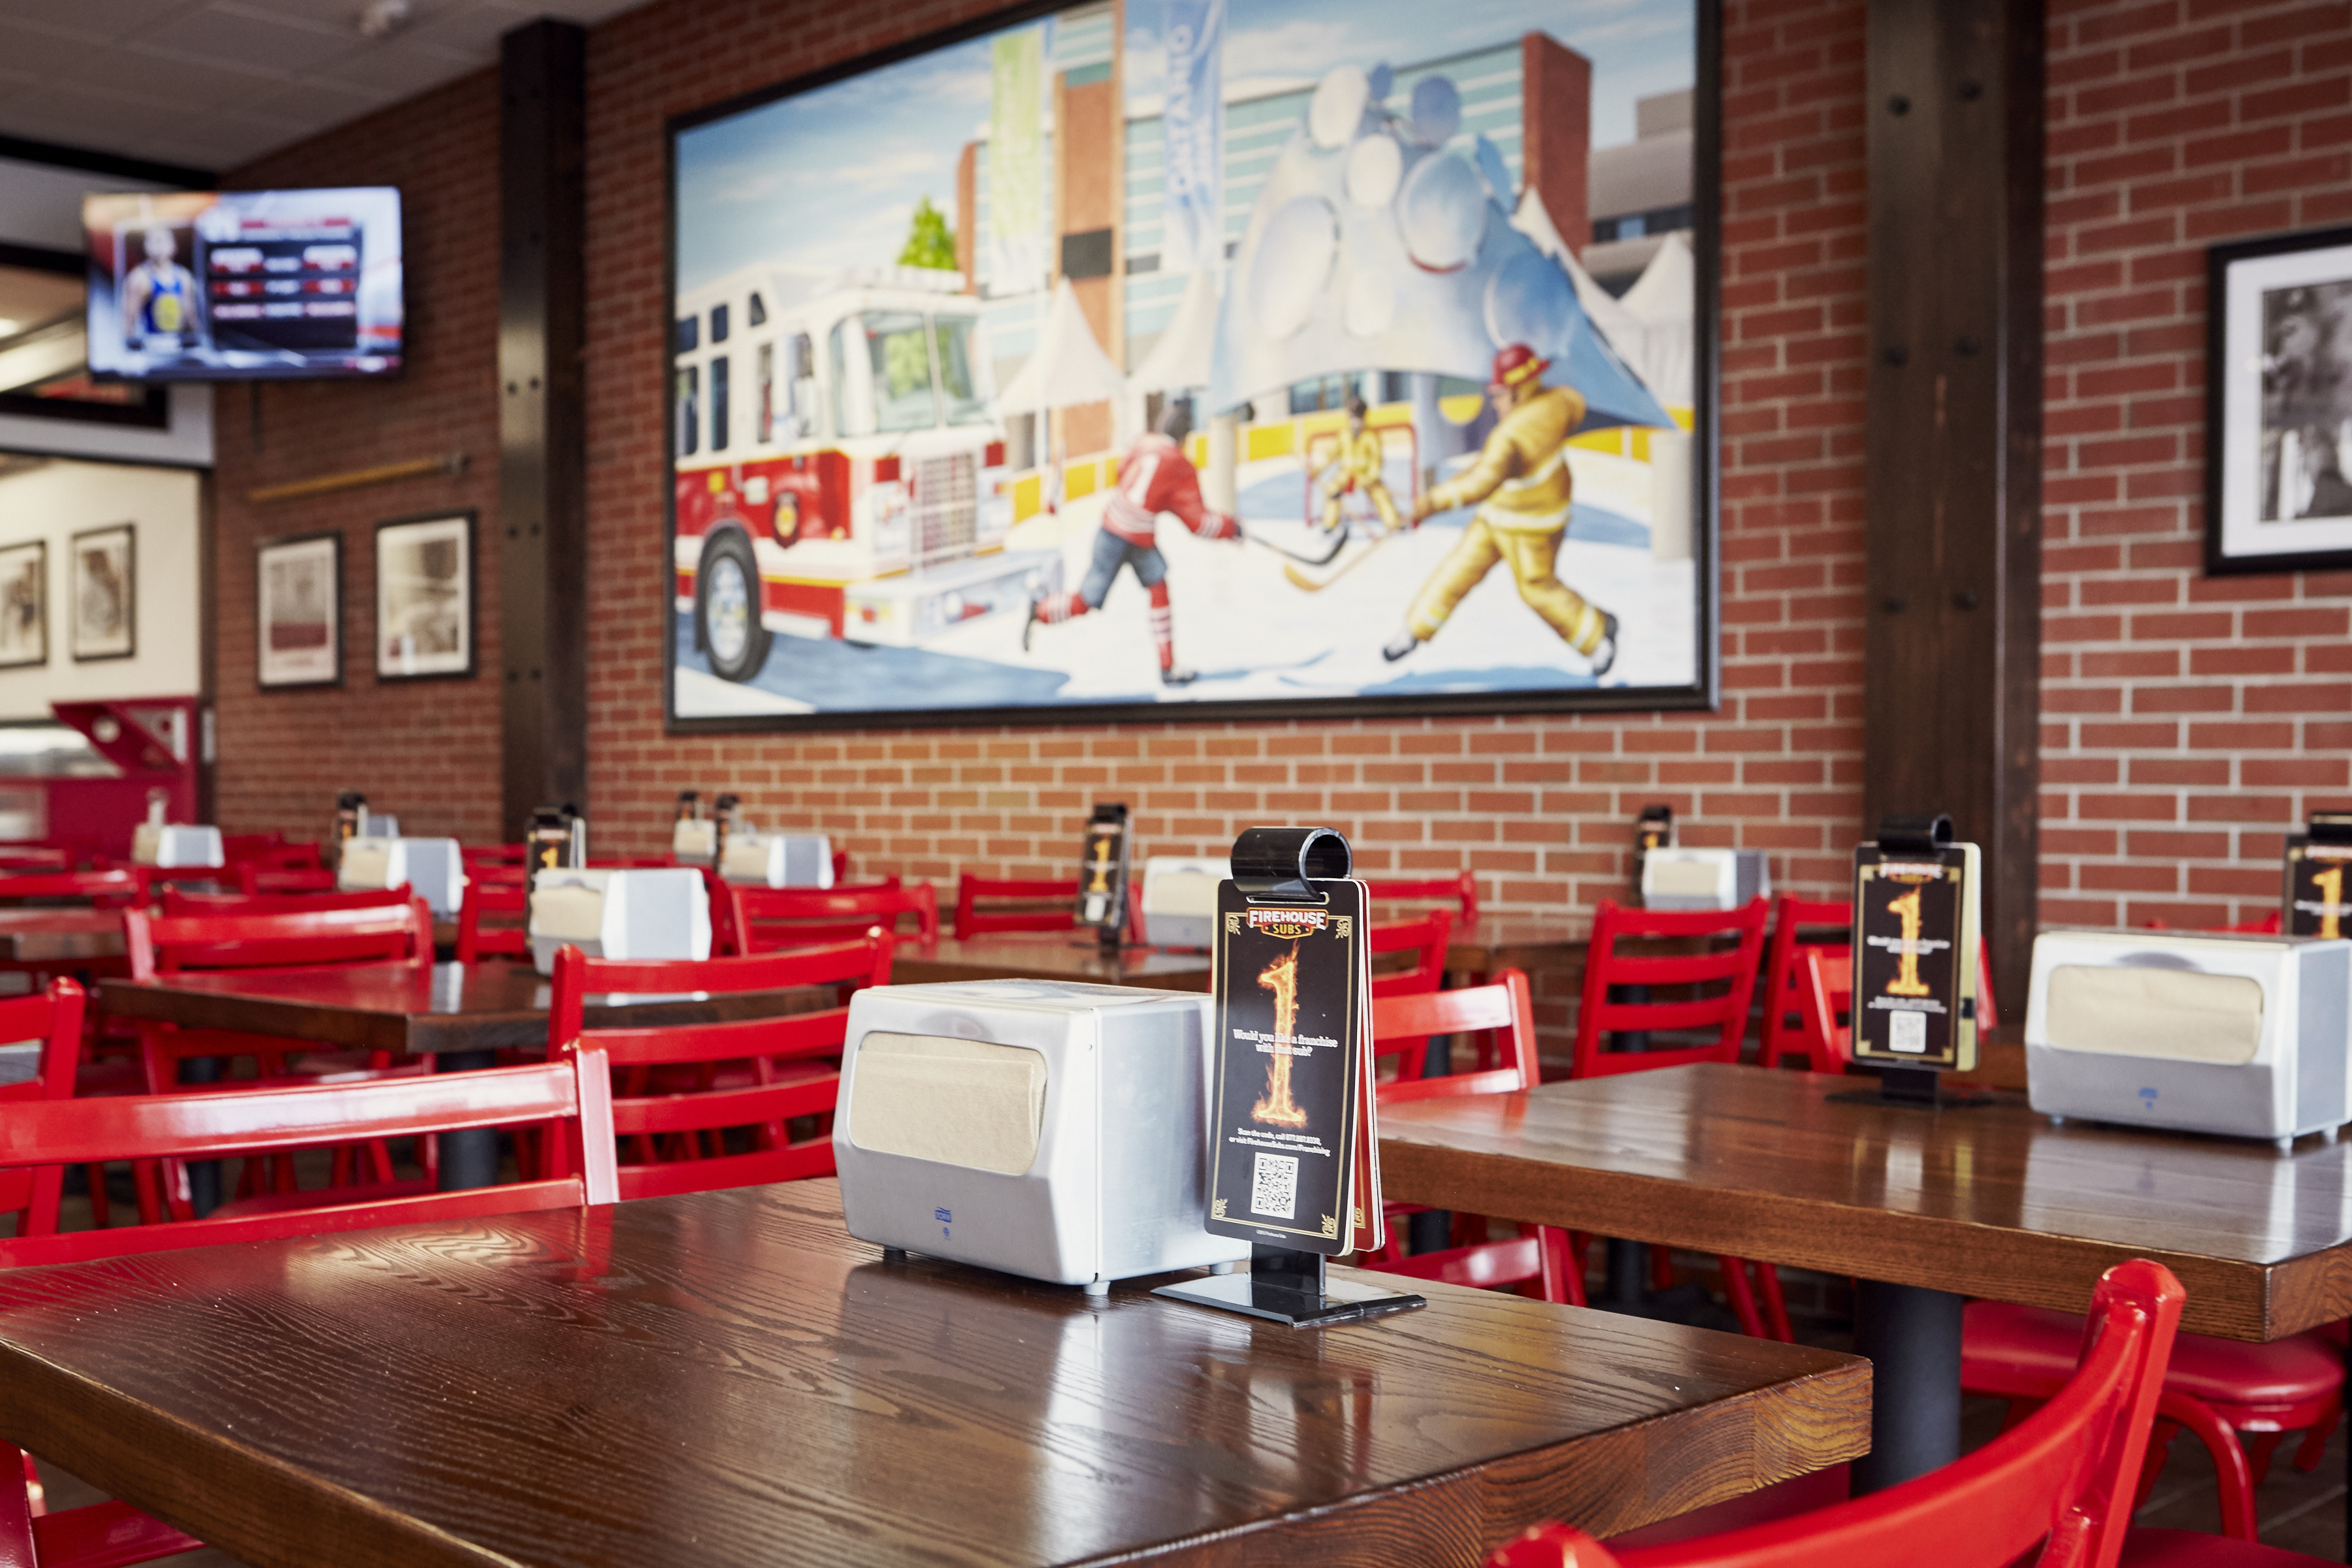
[666,0,1718,730]
[0,542,44,670]
[255,531,342,689]
[69,523,134,662]
[375,510,476,681]
[2208,224,2352,575]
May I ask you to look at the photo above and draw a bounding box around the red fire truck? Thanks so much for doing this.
[672,267,1057,682]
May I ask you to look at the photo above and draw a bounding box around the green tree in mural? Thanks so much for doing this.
[899,196,956,270]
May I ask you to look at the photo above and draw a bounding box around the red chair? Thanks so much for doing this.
[0,979,85,1237]
[0,847,69,873]
[1364,870,1479,929]
[1484,1259,2187,1568]
[1369,910,1454,1083]
[721,881,939,955]
[954,874,1078,939]
[163,887,413,919]
[235,864,340,895]
[1759,896,1851,1070]
[0,1044,618,1568]
[1358,970,1584,1306]
[1790,950,1852,1072]
[225,841,321,872]
[0,869,148,908]
[463,843,529,869]
[547,936,893,1198]
[456,866,530,963]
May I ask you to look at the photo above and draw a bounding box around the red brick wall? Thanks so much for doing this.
[578,0,1872,932]
[2039,0,2352,929]
[209,73,506,845]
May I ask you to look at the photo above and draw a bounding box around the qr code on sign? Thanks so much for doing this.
[1889,1009,1927,1054]
[1250,1152,1298,1219]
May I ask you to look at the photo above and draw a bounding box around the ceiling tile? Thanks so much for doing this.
[139,6,351,73]
[0,0,199,44]
[91,48,282,106]
[242,76,400,127]
[312,39,481,98]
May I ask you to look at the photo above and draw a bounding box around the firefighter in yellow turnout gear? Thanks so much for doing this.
[1380,344,1618,677]
[1310,396,1400,534]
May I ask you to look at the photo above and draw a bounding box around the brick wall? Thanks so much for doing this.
[2039,0,2352,929]
[210,73,506,845]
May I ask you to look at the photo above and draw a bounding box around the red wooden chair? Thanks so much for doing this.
[1358,970,1584,1305]
[463,843,529,869]
[1369,910,1454,1083]
[1484,1259,2187,1568]
[721,881,939,955]
[1790,950,1852,1072]
[0,1047,617,1568]
[163,887,413,919]
[225,841,321,872]
[0,847,69,873]
[547,936,894,1198]
[1364,871,1479,929]
[1572,898,1786,1337]
[235,864,340,895]
[0,869,148,908]
[954,874,1078,939]
[0,979,85,1238]
[1759,896,1851,1069]
[455,866,530,962]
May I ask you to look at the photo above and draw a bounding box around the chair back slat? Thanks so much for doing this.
[1483,1258,2187,1568]
[0,980,85,1231]
[1362,871,1478,927]
[1794,950,1854,1070]
[237,866,341,896]
[163,887,414,919]
[1761,894,1854,1069]
[1571,898,1772,1079]
[126,899,434,977]
[723,882,938,955]
[955,874,1078,939]
[455,873,530,962]
[0,869,148,907]
[1369,909,1452,1004]
[1375,970,1537,1103]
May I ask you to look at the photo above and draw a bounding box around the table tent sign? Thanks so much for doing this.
[1848,813,1984,1104]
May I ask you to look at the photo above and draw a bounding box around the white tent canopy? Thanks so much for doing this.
[1512,190,1691,410]
[995,277,1126,411]
[1129,267,1219,395]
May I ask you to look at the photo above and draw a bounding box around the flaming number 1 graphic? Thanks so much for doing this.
[1250,942,1310,1127]
[1086,836,1112,895]
[1886,885,1931,998]
[2317,864,2344,940]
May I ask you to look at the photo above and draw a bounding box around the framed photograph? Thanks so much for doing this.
[0,542,46,670]
[374,510,476,681]
[69,523,134,662]
[255,531,342,689]
[2208,224,2352,574]
[664,0,1719,732]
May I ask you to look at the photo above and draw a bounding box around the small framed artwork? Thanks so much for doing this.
[2208,224,2352,574]
[255,531,342,689]
[69,523,134,662]
[374,510,475,681]
[0,542,46,670]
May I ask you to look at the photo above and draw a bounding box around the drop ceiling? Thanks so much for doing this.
[0,0,650,175]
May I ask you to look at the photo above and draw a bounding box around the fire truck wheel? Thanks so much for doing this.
[695,532,770,683]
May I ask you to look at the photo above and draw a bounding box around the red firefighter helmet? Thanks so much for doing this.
[1487,343,1550,393]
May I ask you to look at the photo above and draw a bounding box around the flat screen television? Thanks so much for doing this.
[83,188,402,380]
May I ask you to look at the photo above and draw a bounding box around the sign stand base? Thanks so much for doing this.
[1153,1243,1424,1328]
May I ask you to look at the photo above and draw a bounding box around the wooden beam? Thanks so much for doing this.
[498,20,588,841]
[1863,0,2044,1015]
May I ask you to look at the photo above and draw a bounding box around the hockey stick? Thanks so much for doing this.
[1283,529,1401,593]
[1243,527,1347,568]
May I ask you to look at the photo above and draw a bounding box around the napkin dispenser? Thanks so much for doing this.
[1137,857,1228,949]
[336,836,465,917]
[1640,847,1769,911]
[2025,929,2352,1145]
[720,832,834,889]
[527,867,711,974]
[131,823,223,868]
[672,817,719,866]
[834,979,1246,1292]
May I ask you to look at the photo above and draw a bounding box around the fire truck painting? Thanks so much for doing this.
[668,0,1705,726]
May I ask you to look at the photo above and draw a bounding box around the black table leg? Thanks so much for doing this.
[176,1056,221,1217]
[1603,1237,1649,1311]
[433,1049,500,1192]
[1852,1278,1964,1494]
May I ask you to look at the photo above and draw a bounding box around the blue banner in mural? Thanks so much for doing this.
[1160,0,1224,274]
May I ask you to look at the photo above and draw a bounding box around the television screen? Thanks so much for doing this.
[84,188,402,380]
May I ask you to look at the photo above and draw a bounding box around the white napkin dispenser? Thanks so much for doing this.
[131,823,223,868]
[1137,857,1228,949]
[672,817,719,866]
[1640,847,1770,911]
[834,979,1246,1292]
[2025,928,2352,1146]
[720,832,834,889]
[527,867,711,975]
[336,836,465,917]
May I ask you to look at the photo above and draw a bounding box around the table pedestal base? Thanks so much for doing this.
[1852,1278,1963,1494]
[1155,1245,1424,1328]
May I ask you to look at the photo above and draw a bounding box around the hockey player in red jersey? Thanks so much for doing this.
[1024,400,1243,686]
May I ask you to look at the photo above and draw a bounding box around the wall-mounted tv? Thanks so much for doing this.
[83,188,402,381]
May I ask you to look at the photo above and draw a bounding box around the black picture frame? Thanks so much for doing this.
[68,523,134,662]
[2206,222,2352,576]
[373,509,477,683]
[255,530,343,690]
[661,0,1723,734]
[0,540,46,670]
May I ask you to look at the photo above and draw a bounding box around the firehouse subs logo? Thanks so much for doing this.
[1246,907,1329,939]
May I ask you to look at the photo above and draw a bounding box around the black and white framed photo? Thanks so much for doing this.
[2209,224,2352,574]
[255,531,342,689]
[374,510,474,681]
[69,523,134,662]
[0,541,46,670]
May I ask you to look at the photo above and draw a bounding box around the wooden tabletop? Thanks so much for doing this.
[0,1179,1867,1567]
[0,908,123,963]
[98,960,821,1056]
[1443,919,1588,975]
[1380,1063,2352,1343]
[892,933,1214,990]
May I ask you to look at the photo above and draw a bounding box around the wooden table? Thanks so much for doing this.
[0,1179,1869,1566]
[892,933,1213,989]
[1379,1062,2352,1501]
[1443,917,1586,978]
[0,908,122,964]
